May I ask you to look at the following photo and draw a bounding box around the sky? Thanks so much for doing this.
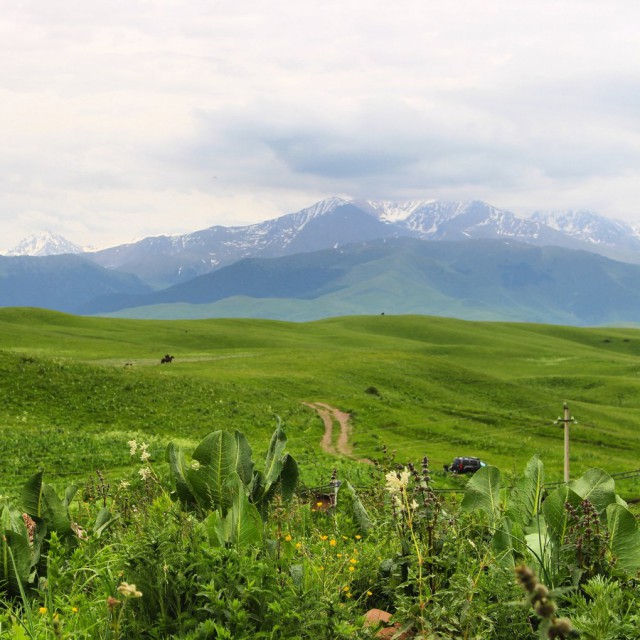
[1,0,640,251]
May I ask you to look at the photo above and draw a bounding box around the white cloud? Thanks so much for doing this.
[1,0,640,251]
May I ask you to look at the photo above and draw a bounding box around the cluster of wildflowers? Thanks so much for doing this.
[128,440,156,482]
[516,565,579,639]
[117,582,143,599]
[280,528,371,601]
[564,499,608,575]
[107,582,144,637]
[385,468,415,516]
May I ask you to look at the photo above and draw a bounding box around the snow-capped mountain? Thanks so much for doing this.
[81,197,640,288]
[530,210,640,248]
[7,231,83,257]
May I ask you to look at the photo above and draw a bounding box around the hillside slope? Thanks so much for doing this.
[0,310,638,497]
[82,238,640,326]
[0,255,152,313]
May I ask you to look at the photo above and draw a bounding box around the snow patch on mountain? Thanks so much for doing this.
[530,210,635,247]
[6,231,84,256]
[358,199,435,222]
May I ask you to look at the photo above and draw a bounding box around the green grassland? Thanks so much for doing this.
[0,307,639,499]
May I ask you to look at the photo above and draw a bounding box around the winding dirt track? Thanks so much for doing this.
[304,402,353,456]
[304,402,374,465]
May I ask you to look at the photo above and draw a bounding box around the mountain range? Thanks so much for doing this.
[3,197,640,325]
[77,237,640,326]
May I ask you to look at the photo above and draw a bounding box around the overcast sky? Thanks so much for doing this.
[1,0,639,250]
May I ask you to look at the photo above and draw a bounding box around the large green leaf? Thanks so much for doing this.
[525,519,552,577]
[569,468,616,515]
[202,474,263,550]
[185,464,219,511]
[0,531,32,594]
[263,422,287,486]
[63,485,78,510]
[280,454,299,502]
[93,508,118,539]
[510,455,545,526]
[225,473,263,549]
[542,485,582,544]
[21,471,45,520]
[460,466,502,523]
[166,442,196,506]
[492,516,515,566]
[233,430,255,486]
[202,511,229,548]
[21,472,71,537]
[190,431,239,511]
[607,503,640,574]
[0,504,28,538]
[343,481,372,535]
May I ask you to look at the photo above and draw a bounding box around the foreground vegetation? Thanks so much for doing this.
[0,309,638,636]
[0,425,638,639]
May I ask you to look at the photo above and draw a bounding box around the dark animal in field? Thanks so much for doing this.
[160,354,174,364]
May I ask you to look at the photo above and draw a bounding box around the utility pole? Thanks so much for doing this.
[555,403,577,483]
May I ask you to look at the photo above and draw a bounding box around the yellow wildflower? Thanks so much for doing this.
[348,565,355,572]
[355,534,362,540]
[329,539,337,546]
[320,534,328,541]
[285,534,292,542]
[39,607,47,615]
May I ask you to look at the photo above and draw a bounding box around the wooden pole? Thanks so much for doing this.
[563,403,570,483]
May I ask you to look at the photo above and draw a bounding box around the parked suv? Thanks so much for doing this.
[444,456,486,475]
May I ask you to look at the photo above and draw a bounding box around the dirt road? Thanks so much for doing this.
[303,402,353,456]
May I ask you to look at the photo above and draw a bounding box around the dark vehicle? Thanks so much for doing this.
[444,457,486,475]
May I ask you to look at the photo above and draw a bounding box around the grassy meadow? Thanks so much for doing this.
[0,307,638,499]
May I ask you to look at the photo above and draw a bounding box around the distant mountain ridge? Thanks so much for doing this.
[5,197,640,326]
[7,199,640,288]
[80,198,640,288]
[79,237,640,326]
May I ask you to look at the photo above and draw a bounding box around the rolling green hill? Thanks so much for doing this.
[0,308,638,499]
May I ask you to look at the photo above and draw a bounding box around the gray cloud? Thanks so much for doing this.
[2,0,640,250]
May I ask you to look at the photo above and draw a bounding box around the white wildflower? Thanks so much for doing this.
[139,442,150,462]
[385,468,410,494]
[128,440,138,456]
[411,499,419,511]
[117,582,143,598]
[119,480,130,490]
[138,467,151,481]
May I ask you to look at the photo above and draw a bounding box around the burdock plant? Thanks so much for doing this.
[516,564,580,639]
